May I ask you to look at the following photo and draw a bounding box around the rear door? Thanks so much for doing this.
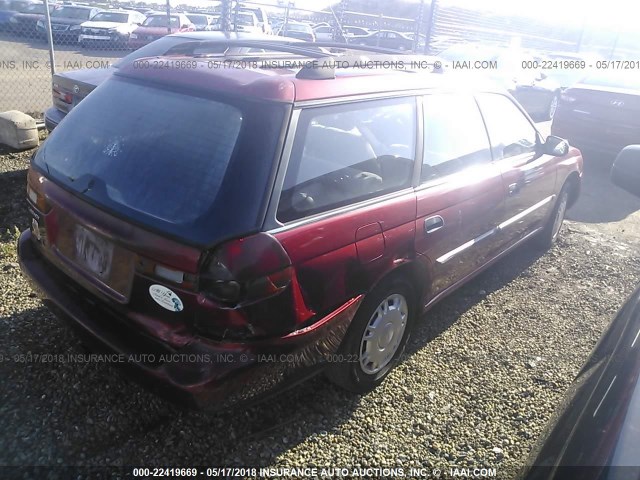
[476,93,557,246]
[415,93,506,301]
[271,97,419,315]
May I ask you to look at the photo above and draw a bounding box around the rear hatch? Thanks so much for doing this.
[29,74,291,339]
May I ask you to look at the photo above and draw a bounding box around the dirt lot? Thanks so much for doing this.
[1,139,639,479]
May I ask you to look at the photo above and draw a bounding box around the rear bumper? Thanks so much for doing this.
[44,107,65,132]
[17,230,361,410]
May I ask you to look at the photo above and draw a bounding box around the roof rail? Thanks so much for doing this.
[164,39,329,58]
[161,39,442,80]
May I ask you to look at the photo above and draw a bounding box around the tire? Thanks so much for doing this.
[535,183,570,250]
[547,92,559,121]
[326,276,416,393]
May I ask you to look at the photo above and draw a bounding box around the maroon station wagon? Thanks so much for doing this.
[18,44,583,409]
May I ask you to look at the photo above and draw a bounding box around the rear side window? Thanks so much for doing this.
[278,98,416,223]
[421,94,492,182]
[475,93,537,160]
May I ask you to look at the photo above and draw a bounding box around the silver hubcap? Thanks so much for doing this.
[552,192,568,240]
[549,95,558,119]
[359,293,408,375]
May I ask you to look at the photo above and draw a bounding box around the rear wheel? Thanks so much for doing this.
[535,183,570,249]
[326,276,416,393]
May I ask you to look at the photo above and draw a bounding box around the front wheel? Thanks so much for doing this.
[535,184,570,249]
[326,277,416,393]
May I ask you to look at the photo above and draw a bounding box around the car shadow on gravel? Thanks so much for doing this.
[406,240,548,358]
[566,157,640,225]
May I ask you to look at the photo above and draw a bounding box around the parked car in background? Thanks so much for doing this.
[438,44,562,120]
[35,4,101,43]
[313,23,333,41]
[551,72,639,158]
[129,13,194,48]
[44,32,311,131]
[350,29,414,51]
[232,11,261,34]
[521,146,640,480]
[78,9,145,48]
[276,21,315,42]
[241,5,271,34]
[7,1,56,37]
[20,41,582,409]
[209,11,260,34]
[185,13,216,31]
[342,25,370,38]
[0,0,33,30]
[405,32,426,51]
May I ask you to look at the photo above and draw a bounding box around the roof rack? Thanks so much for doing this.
[162,39,443,80]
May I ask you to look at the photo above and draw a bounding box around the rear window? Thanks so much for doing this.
[143,15,179,28]
[33,77,287,245]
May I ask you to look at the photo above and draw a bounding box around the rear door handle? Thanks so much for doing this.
[424,215,444,234]
[508,182,521,195]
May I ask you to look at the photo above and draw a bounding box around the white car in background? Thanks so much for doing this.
[78,9,146,48]
[313,24,333,41]
[234,11,261,34]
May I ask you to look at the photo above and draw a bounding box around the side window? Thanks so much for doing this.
[277,98,417,223]
[475,93,538,160]
[421,94,492,182]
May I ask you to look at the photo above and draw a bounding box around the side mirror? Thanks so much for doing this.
[611,145,640,198]
[542,135,569,157]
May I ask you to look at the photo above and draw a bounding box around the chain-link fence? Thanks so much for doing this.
[1,0,638,117]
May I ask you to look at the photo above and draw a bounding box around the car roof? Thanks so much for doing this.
[164,31,302,41]
[116,50,504,104]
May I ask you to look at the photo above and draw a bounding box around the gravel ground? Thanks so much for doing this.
[1,141,639,480]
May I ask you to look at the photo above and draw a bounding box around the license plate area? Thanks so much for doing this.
[52,214,136,303]
[75,224,114,279]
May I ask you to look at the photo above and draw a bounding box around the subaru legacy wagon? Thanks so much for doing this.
[18,42,583,409]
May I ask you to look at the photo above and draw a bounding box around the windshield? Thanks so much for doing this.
[89,12,129,23]
[186,14,207,25]
[236,14,254,26]
[32,77,287,244]
[285,23,309,33]
[19,3,44,13]
[51,7,92,19]
[143,15,179,28]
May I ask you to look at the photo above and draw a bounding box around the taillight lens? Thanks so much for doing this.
[27,172,51,213]
[52,85,72,104]
[199,233,293,306]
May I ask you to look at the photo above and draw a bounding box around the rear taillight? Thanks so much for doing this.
[52,84,72,104]
[27,171,51,213]
[199,233,293,306]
